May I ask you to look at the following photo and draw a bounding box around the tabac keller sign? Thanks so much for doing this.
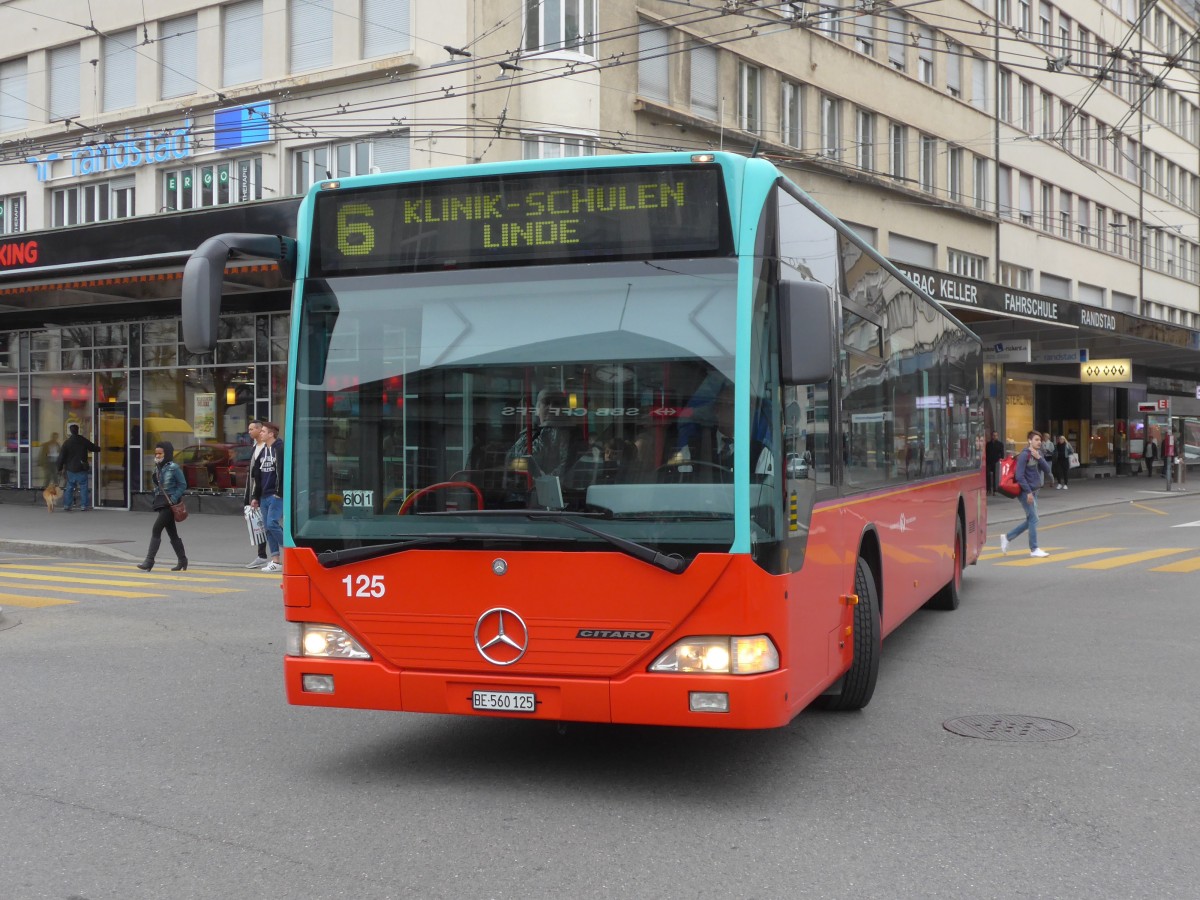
[892,264,1070,326]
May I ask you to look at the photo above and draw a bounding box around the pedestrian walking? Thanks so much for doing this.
[242,420,269,568]
[1144,436,1158,477]
[985,430,1004,495]
[56,423,100,511]
[1000,431,1054,558]
[39,432,61,486]
[1051,434,1073,490]
[137,442,188,572]
[250,421,284,574]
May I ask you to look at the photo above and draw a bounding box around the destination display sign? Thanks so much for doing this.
[310,165,730,276]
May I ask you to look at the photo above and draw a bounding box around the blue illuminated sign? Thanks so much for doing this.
[214,102,271,150]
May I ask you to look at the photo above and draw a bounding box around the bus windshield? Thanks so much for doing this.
[292,258,742,556]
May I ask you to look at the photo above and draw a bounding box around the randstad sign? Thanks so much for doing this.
[27,120,194,182]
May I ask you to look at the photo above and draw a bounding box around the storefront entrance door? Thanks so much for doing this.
[96,404,129,509]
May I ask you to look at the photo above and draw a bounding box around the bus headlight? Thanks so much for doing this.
[286,623,371,659]
[649,635,779,674]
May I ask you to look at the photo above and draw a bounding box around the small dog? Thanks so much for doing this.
[43,483,63,513]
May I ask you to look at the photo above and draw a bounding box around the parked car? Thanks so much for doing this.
[217,444,255,492]
[174,443,236,490]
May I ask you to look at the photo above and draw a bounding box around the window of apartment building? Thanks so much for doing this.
[781,81,803,148]
[102,30,137,112]
[739,62,762,134]
[1077,199,1091,244]
[820,94,841,158]
[948,249,987,279]
[292,134,411,194]
[918,28,934,84]
[946,44,961,97]
[816,2,840,39]
[856,109,874,172]
[1019,174,1033,224]
[999,165,1013,218]
[160,15,197,100]
[855,13,874,56]
[223,1,264,86]
[1017,0,1031,35]
[48,44,81,120]
[0,194,24,234]
[52,178,135,227]
[971,57,990,112]
[163,158,263,211]
[1111,290,1136,313]
[638,23,670,103]
[999,0,1011,25]
[948,147,963,201]
[1058,14,1072,51]
[1018,79,1033,132]
[888,14,906,71]
[525,0,597,56]
[691,43,718,120]
[1040,90,1054,136]
[1095,205,1108,250]
[1125,138,1139,182]
[919,135,936,192]
[363,0,411,58]
[890,123,906,180]
[0,58,27,132]
[1041,273,1070,300]
[1079,114,1093,161]
[522,133,597,158]
[999,263,1033,289]
[1040,183,1054,230]
[1059,189,1072,236]
[999,72,1012,123]
[974,156,989,209]
[290,0,333,73]
[1039,1,1052,45]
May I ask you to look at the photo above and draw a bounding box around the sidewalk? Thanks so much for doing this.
[1,473,1197,567]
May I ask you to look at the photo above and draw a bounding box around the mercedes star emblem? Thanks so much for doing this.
[474,608,529,666]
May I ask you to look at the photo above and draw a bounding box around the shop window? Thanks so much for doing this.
[162,158,262,211]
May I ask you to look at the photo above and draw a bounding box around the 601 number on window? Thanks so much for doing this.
[342,574,386,598]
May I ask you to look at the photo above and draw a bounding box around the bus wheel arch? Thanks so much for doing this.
[816,543,882,711]
[926,503,966,611]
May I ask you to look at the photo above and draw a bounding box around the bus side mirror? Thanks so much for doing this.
[182,234,296,354]
[779,279,834,385]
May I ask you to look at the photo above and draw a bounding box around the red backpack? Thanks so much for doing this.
[997,455,1020,498]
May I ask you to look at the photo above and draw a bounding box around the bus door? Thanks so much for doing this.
[96,403,130,509]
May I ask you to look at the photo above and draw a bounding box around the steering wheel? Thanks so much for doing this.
[397,481,485,515]
[655,461,733,483]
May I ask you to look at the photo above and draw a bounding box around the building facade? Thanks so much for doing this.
[2,0,1199,507]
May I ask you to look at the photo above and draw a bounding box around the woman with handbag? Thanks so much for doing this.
[137,441,188,572]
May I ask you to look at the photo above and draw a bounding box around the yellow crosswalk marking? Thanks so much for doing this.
[1149,556,1200,573]
[997,548,1120,566]
[0,591,77,608]
[1071,548,1191,570]
[0,563,228,583]
[0,582,167,599]
[0,571,238,593]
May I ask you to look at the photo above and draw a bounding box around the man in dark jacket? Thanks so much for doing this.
[985,431,1004,495]
[999,431,1053,557]
[57,423,101,512]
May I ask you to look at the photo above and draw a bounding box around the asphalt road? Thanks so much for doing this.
[1,497,1197,900]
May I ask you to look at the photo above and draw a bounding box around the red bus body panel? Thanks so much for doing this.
[283,472,983,728]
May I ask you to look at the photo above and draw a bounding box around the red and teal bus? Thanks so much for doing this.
[183,152,986,728]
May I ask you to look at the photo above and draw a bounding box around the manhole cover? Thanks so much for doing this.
[943,714,1077,742]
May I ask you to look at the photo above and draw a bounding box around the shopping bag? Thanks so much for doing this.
[244,505,266,545]
[1068,452,1080,469]
[997,455,1020,498]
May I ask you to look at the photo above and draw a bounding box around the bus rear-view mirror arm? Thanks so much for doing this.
[779,279,835,385]
[182,233,297,354]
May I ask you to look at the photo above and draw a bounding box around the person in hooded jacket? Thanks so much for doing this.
[138,441,188,571]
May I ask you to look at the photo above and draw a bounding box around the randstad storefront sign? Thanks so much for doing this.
[27,120,194,182]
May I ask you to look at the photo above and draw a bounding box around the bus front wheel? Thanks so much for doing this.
[816,557,881,711]
[926,516,964,611]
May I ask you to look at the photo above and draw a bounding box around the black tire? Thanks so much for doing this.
[816,557,881,711]
[927,516,964,611]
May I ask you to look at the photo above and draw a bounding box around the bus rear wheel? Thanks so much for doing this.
[816,557,881,711]
[927,516,964,611]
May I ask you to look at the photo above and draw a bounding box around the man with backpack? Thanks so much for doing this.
[1000,431,1054,558]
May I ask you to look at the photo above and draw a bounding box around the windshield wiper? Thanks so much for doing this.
[317,532,569,567]
[422,509,687,574]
